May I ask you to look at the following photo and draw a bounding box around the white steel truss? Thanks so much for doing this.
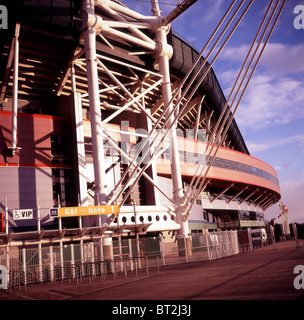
[65,0,285,238]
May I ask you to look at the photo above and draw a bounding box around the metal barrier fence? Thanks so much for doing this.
[0,230,239,290]
[4,256,157,291]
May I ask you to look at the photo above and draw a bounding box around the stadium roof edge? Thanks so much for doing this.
[0,0,249,155]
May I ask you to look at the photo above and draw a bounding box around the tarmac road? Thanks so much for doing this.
[67,240,304,300]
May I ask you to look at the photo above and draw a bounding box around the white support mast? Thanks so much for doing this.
[82,0,107,207]
[81,0,113,260]
[151,0,190,251]
[8,23,21,157]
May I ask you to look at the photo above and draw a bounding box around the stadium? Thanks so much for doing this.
[0,0,282,285]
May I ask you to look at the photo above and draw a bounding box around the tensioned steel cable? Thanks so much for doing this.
[108,0,251,205]
[118,1,256,206]
[183,1,286,220]
[112,0,252,206]
[183,0,287,220]
[103,130,173,202]
[184,0,286,214]
[106,0,241,204]
[129,0,285,214]
[182,0,278,207]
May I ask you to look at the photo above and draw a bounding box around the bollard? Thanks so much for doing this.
[113,260,116,280]
[124,260,127,279]
[76,266,79,286]
[293,223,300,248]
[146,256,149,276]
[270,225,277,250]
[135,258,138,277]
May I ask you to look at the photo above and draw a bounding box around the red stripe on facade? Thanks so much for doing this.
[0,163,72,169]
[0,111,67,121]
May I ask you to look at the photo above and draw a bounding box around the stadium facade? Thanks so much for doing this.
[0,0,281,257]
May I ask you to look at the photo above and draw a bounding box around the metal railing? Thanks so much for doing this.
[0,231,240,291]
[2,255,161,293]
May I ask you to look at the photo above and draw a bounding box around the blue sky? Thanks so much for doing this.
[122,0,304,223]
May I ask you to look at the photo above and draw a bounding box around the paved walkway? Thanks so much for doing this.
[1,240,303,300]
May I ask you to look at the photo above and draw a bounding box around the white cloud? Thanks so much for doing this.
[232,75,304,130]
[219,43,304,76]
[246,135,304,153]
[203,0,225,23]
[220,44,250,63]
[215,42,304,130]
[260,43,304,76]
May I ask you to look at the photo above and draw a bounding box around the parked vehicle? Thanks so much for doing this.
[249,228,267,245]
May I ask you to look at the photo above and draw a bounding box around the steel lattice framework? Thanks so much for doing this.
[64,0,285,240]
[0,0,284,251]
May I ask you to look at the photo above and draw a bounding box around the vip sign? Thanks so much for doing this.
[0,5,8,29]
[13,209,34,220]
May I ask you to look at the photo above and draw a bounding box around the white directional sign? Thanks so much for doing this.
[49,208,59,217]
[13,209,34,220]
